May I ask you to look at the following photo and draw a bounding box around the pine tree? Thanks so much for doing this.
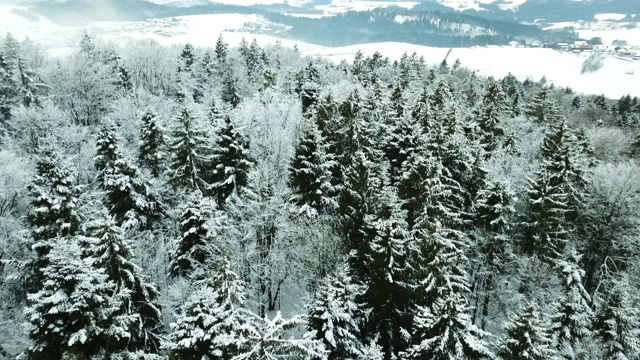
[235,312,324,360]
[109,53,133,92]
[362,189,413,358]
[15,56,48,108]
[478,80,507,153]
[222,75,241,108]
[525,87,560,123]
[497,304,554,360]
[26,151,80,289]
[289,118,336,216]
[404,220,494,360]
[404,295,495,360]
[96,125,162,230]
[168,257,250,360]
[103,157,162,230]
[0,52,17,122]
[384,113,422,184]
[550,249,592,359]
[523,120,582,261]
[522,172,570,261]
[473,180,515,329]
[166,106,213,192]
[27,151,80,242]
[95,123,121,187]
[338,150,380,283]
[85,218,163,354]
[138,110,164,177]
[215,34,228,61]
[306,263,364,360]
[593,277,640,360]
[177,43,196,74]
[24,238,129,360]
[210,115,252,207]
[169,194,214,278]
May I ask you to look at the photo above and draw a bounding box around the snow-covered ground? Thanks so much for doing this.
[314,0,418,15]
[434,0,526,11]
[544,19,640,46]
[594,13,628,21]
[2,7,638,98]
[311,43,640,98]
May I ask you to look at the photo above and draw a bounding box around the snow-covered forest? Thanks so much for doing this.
[1,31,640,360]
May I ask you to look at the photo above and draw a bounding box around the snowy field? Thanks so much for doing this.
[2,7,639,98]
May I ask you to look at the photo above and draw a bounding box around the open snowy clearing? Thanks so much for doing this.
[594,13,628,21]
[2,8,638,98]
[310,43,640,98]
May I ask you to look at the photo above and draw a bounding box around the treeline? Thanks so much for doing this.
[266,9,578,47]
[0,31,640,360]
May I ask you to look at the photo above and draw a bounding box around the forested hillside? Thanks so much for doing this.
[1,32,640,359]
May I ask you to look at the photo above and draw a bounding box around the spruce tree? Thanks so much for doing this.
[168,257,250,360]
[362,189,412,358]
[306,263,364,360]
[473,180,515,329]
[522,171,570,261]
[478,80,507,153]
[0,52,17,122]
[26,151,80,289]
[95,123,121,187]
[96,125,162,230]
[550,249,592,359]
[222,75,241,108]
[24,238,129,360]
[236,312,323,359]
[525,87,560,123]
[169,194,214,278]
[593,277,640,360]
[15,56,48,108]
[497,304,554,360]
[523,119,582,261]
[166,106,213,193]
[338,150,380,283]
[138,110,164,177]
[85,218,163,354]
[397,146,444,229]
[103,157,162,230]
[215,34,228,61]
[210,115,252,207]
[404,219,494,360]
[384,113,422,184]
[289,118,336,215]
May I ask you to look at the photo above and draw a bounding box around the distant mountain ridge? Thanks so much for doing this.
[20,0,627,48]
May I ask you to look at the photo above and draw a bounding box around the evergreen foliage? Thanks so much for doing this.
[525,87,560,123]
[24,238,129,360]
[210,115,252,207]
[593,277,640,360]
[168,258,249,360]
[166,105,213,192]
[289,117,336,215]
[26,151,80,290]
[306,262,364,360]
[498,304,554,360]
[4,34,640,360]
[138,110,164,178]
[478,80,507,153]
[169,194,214,278]
[550,249,592,359]
[362,189,412,358]
[338,150,380,283]
[84,218,163,354]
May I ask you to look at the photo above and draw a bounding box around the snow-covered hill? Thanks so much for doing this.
[1,4,638,98]
[433,0,527,12]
